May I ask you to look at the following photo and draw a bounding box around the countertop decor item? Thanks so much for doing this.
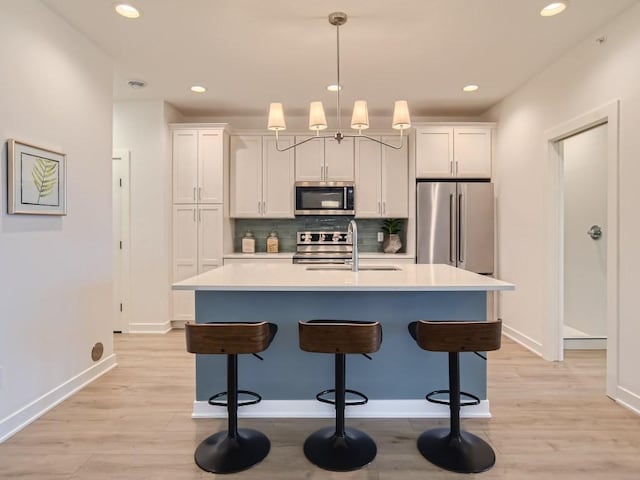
[7,139,67,215]
[241,231,256,253]
[381,218,403,254]
[266,231,279,253]
[267,12,411,152]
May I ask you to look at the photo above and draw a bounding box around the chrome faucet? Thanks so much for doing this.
[347,219,359,272]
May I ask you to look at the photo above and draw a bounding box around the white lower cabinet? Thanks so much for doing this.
[355,136,409,218]
[172,204,223,321]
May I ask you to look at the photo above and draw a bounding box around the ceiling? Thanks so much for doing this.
[42,0,638,122]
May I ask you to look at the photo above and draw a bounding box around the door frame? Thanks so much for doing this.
[545,100,619,398]
[112,149,131,333]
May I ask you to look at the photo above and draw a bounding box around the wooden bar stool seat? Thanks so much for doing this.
[185,321,278,474]
[408,319,502,474]
[299,320,382,472]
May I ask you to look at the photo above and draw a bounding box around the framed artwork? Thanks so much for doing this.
[7,139,67,215]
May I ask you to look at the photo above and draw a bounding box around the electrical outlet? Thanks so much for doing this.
[377,231,384,242]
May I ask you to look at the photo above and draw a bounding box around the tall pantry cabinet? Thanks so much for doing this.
[171,124,228,323]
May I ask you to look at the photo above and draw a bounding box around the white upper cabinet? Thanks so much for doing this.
[416,125,492,179]
[230,135,295,218]
[172,128,225,203]
[355,137,409,218]
[294,137,354,182]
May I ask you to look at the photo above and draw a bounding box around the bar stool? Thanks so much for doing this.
[408,319,502,474]
[298,320,382,472]
[185,321,278,474]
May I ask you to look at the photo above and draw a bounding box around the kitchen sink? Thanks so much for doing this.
[305,265,402,272]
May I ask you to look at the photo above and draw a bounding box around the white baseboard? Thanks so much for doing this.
[564,337,606,350]
[616,386,640,416]
[170,320,187,329]
[192,399,491,419]
[128,322,172,334]
[502,324,544,357]
[0,354,117,443]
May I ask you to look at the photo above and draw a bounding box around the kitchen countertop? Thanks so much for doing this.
[173,263,514,292]
[223,252,415,259]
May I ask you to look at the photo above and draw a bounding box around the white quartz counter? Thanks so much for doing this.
[173,263,514,292]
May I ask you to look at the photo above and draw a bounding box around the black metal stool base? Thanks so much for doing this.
[194,428,270,474]
[417,427,495,474]
[303,426,377,472]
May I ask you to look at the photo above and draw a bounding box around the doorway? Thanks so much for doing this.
[112,150,131,333]
[561,124,607,350]
[545,100,619,399]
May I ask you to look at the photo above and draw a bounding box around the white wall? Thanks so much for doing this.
[487,3,640,411]
[0,1,114,441]
[113,101,182,333]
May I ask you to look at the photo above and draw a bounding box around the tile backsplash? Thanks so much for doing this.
[233,217,407,253]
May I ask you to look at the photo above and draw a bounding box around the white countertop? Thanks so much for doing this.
[173,263,514,292]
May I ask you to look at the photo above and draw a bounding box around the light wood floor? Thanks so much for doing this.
[1,331,639,479]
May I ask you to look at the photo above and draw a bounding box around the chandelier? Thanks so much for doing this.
[267,11,411,152]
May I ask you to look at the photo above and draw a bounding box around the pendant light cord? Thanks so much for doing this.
[336,20,342,135]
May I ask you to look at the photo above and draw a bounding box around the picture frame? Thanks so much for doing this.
[7,139,67,215]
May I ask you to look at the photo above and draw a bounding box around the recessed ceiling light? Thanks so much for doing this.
[127,79,146,89]
[190,85,207,93]
[462,84,479,92]
[115,4,141,19]
[326,84,342,92]
[540,2,568,17]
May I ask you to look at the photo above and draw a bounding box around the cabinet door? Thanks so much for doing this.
[263,136,295,218]
[173,130,198,203]
[415,127,454,178]
[198,204,223,272]
[172,205,198,321]
[198,130,224,203]
[454,127,492,178]
[325,137,355,181]
[355,138,382,218]
[381,136,409,218]
[295,136,324,182]
[230,136,262,217]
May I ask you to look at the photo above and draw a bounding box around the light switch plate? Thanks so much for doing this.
[377,232,384,242]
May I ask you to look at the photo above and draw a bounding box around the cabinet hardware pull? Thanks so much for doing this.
[193,187,196,201]
[383,202,386,215]
[321,166,324,179]
[198,187,202,200]
[263,201,266,215]
[198,208,201,222]
[325,165,328,179]
[193,209,196,222]
[258,201,261,214]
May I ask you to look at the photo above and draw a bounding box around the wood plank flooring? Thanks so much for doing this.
[1,331,639,479]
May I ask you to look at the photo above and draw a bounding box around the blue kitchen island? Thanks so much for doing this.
[173,263,514,419]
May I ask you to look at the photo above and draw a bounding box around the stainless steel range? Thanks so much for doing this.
[292,231,352,264]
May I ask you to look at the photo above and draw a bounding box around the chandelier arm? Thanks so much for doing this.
[273,135,334,152]
[336,19,342,134]
[344,134,407,150]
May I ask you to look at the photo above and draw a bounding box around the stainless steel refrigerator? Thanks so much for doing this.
[416,181,494,274]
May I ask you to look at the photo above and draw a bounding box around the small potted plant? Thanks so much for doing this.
[381,218,403,253]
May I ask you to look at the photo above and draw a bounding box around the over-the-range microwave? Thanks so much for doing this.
[295,181,355,215]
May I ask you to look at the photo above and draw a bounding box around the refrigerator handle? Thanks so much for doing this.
[449,193,455,263]
[458,193,464,263]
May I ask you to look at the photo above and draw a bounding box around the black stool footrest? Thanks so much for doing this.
[426,389,480,407]
[208,390,262,407]
[316,388,368,406]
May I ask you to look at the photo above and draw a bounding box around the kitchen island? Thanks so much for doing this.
[173,263,514,419]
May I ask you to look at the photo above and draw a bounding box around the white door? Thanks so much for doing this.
[198,130,224,203]
[295,136,325,181]
[172,130,198,203]
[263,136,295,218]
[454,127,492,178]
[355,138,382,218]
[381,136,409,218]
[563,124,608,345]
[230,136,262,217]
[415,127,453,178]
[198,204,223,273]
[172,204,198,321]
[112,150,131,333]
[325,137,355,181]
